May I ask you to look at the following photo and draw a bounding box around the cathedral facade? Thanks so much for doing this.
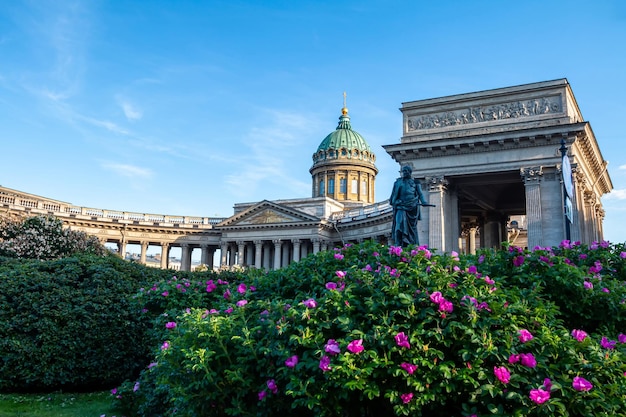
[0,79,612,270]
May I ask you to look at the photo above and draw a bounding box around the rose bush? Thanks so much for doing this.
[114,241,626,416]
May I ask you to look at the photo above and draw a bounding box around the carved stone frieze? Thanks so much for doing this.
[407,95,562,132]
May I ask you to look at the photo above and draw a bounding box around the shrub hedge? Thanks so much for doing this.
[0,254,164,392]
[114,241,626,416]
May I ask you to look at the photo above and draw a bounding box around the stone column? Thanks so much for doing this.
[160,243,169,269]
[117,240,127,259]
[181,243,190,271]
[282,242,290,267]
[321,240,329,252]
[200,244,209,266]
[312,238,321,254]
[263,243,271,270]
[570,172,584,243]
[468,225,478,255]
[140,241,149,264]
[220,241,228,268]
[583,191,598,243]
[273,240,282,270]
[246,244,254,268]
[254,240,263,269]
[292,239,301,262]
[521,166,544,248]
[237,241,245,266]
[426,176,448,251]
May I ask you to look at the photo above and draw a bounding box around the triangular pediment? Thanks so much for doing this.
[217,200,320,228]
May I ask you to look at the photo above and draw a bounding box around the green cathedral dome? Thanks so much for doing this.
[316,107,372,154]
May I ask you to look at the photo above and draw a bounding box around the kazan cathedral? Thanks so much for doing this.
[0,79,613,271]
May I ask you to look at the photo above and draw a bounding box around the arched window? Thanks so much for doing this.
[328,178,335,194]
[340,178,347,193]
[351,179,358,194]
[361,180,367,195]
[319,179,325,196]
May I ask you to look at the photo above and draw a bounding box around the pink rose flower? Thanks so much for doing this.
[518,329,534,343]
[493,366,510,384]
[572,376,593,392]
[285,355,298,368]
[395,332,410,349]
[347,339,364,354]
[529,388,550,404]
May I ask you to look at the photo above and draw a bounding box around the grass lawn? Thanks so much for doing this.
[0,391,124,417]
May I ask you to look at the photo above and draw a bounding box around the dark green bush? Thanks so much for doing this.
[115,241,626,416]
[0,254,166,392]
[0,215,106,260]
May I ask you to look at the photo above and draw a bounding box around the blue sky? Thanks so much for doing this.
[1,0,625,243]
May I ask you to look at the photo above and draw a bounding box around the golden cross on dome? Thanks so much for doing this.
[342,91,348,115]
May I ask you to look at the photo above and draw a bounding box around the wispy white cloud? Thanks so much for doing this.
[604,189,626,200]
[619,164,626,170]
[224,108,317,197]
[101,162,153,179]
[117,97,143,121]
[77,114,130,135]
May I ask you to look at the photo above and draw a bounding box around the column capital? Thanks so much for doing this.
[520,166,543,184]
[425,175,448,192]
[291,238,301,244]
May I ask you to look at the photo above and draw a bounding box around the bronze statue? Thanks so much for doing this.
[390,165,432,246]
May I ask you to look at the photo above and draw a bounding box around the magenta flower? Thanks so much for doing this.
[325,339,341,355]
[237,283,247,294]
[508,354,520,364]
[467,265,477,274]
[336,270,347,280]
[319,355,331,372]
[110,388,117,395]
[400,362,418,374]
[165,321,177,329]
[267,379,278,394]
[223,289,231,299]
[601,336,616,349]
[303,298,318,308]
[583,281,593,290]
[395,332,411,349]
[439,299,454,313]
[430,291,444,304]
[347,339,364,354]
[161,341,170,350]
[224,307,233,314]
[620,251,626,259]
[258,390,267,401]
[529,388,550,404]
[618,333,626,344]
[161,291,169,297]
[484,276,495,285]
[543,378,552,391]
[334,253,344,260]
[571,329,588,342]
[206,280,217,293]
[133,381,140,392]
[493,366,510,384]
[326,282,338,290]
[236,299,248,307]
[520,353,537,368]
[389,246,403,256]
[285,355,299,368]
[518,329,534,343]
[572,376,593,391]
[513,255,525,267]
[400,392,413,404]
